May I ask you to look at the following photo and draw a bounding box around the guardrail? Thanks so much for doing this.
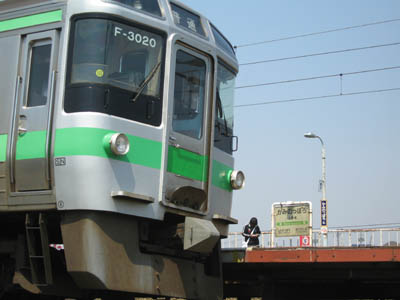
[222,227,400,248]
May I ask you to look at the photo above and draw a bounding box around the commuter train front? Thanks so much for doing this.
[0,0,244,298]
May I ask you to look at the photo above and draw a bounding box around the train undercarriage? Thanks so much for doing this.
[0,211,223,300]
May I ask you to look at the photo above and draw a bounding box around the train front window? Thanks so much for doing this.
[215,62,236,154]
[65,18,165,126]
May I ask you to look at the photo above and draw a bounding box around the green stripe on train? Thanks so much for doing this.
[167,146,209,182]
[0,134,7,162]
[0,131,47,161]
[4,127,232,190]
[54,127,162,170]
[212,160,233,191]
[55,127,232,189]
[0,10,62,33]
[166,146,233,189]
[16,130,47,160]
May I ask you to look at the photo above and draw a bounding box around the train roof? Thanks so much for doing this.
[169,0,237,58]
[0,0,237,67]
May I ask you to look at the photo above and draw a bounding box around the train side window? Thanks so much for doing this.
[172,50,206,140]
[27,43,52,107]
[214,62,236,154]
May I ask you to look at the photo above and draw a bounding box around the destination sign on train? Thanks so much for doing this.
[170,3,206,37]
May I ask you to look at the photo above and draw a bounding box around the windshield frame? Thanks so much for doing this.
[64,13,167,126]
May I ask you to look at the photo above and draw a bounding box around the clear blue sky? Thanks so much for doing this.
[179,0,400,232]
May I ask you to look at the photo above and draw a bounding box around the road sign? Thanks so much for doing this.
[321,200,327,226]
[300,235,311,247]
[272,202,312,237]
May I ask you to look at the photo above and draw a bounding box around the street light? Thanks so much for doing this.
[304,132,328,246]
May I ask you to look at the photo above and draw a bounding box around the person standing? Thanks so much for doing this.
[242,217,261,247]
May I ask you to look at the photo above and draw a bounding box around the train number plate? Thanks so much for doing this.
[55,157,66,166]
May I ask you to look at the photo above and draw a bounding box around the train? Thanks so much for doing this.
[0,0,244,299]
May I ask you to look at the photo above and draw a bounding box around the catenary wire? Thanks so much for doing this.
[239,42,400,66]
[234,18,400,48]
[234,87,400,108]
[235,65,400,89]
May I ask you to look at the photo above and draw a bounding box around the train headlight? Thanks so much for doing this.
[104,133,130,156]
[230,170,245,190]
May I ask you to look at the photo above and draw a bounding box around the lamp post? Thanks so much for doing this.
[304,132,328,246]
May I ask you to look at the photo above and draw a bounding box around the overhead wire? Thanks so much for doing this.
[234,17,400,49]
[236,65,400,89]
[239,42,400,66]
[233,19,400,107]
[232,19,400,218]
[234,87,400,108]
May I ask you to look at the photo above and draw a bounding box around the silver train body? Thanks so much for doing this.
[0,0,242,298]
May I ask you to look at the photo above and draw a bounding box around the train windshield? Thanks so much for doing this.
[65,18,165,125]
[215,62,236,153]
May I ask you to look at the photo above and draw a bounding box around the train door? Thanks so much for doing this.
[164,45,212,213]
[9,30,59,192]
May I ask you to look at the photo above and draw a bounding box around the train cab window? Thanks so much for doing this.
[65,18,165,126]
[214,62,236,154]
[27,44,51,107]
[105,0,162,17]
[172,50,206,140]
[211,24,235,57]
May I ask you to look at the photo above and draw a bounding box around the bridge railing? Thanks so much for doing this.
[222,227,400,248]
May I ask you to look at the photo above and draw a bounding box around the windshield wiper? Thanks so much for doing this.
[130,61,161,102]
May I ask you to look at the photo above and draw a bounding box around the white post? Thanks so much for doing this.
[321,144,326,201]
[309,203,313,247]
[271,204,275,248]
[348,231,352,247]
[304,133,327,247]
[320,141,328,247]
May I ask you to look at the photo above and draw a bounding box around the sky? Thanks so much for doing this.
[178,0,400,233]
